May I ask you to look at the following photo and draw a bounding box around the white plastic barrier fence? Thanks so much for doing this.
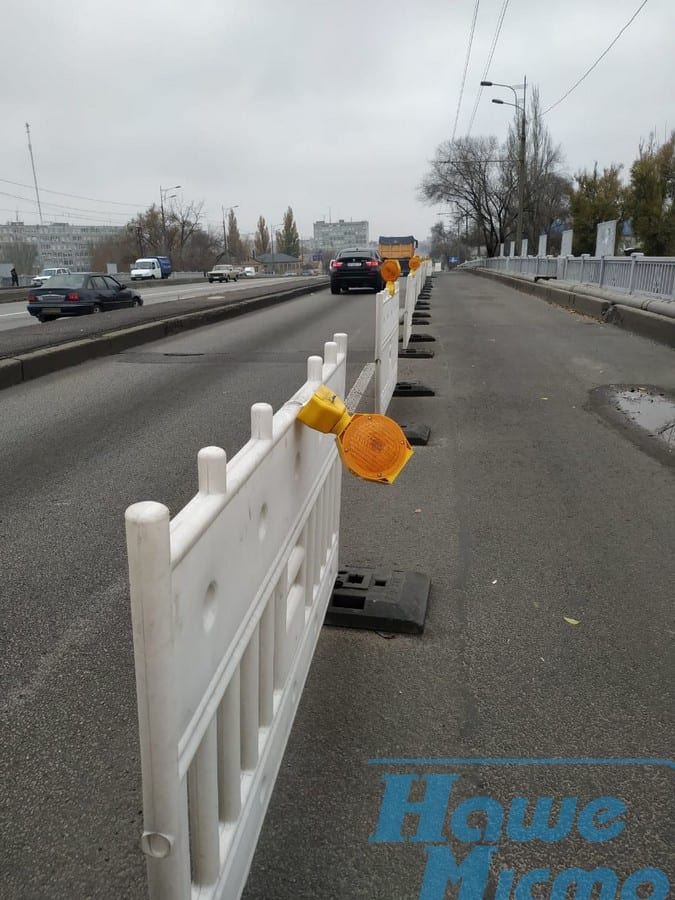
[374,283,400,415]
[125,333,348,900]
[401,270,418,351]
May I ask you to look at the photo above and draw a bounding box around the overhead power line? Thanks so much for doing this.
[543,0,649,115]
[0,189,133,220]
[0,177,145,208]
[466,0,511,136]
[451,0,480,143]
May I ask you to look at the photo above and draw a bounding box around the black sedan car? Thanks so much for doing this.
[27,273,143,323]
[330,248,384,294]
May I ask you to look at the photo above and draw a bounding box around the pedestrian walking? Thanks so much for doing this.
[10,267,19,287]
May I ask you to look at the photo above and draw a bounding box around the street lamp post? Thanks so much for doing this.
[481,77,527,255]
[221,205,239,260]
[159,184,181,254]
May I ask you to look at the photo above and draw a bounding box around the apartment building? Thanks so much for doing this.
[312,219,369,251]
[0,221,124,271]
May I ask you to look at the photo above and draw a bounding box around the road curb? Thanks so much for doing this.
[0,357,23,390]
[469,268,675,349]
[1,282,327,390]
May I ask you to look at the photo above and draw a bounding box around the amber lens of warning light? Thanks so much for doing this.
[337,414,413,484]
[381,259,401,282]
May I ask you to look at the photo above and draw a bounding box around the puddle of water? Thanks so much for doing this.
[612,388,675,447]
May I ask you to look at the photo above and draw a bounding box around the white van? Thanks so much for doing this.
[131,258,170,280]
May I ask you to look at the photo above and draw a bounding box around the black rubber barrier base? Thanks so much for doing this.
[394,381,435,397]
[407,333,436,343]
[412,316,431,324]
[399,347,435,359]
[399,423,431,445]
[415,302,431,310]
[327,567,431,634]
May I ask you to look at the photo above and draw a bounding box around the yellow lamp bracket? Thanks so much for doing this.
[409,255,421,273]
[296,385,413,484]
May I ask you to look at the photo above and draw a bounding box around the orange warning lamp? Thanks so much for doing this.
[380,259,401,297]
[409,255,421,273]
[297,385,413,484]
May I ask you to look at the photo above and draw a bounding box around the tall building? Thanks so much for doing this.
[0,221,124,271]
[313,219,369,251]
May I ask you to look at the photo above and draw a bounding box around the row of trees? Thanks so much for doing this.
[569,134,675,256]
[89,205,302,272]
[421,89,675,258]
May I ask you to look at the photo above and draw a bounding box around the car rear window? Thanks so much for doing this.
[337,250,375,260]
[39,275,86,289]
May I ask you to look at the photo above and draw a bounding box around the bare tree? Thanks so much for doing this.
[165,200,204,269]
[421,89,570,256]
[88,233,136,272]
[182,227,223,272]
[0,241,39,275]
[420,135,515,256]
[91,202,217,272]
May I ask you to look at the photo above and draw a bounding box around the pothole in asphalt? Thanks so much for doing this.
[588,384,675,466]
[611,387,675,448]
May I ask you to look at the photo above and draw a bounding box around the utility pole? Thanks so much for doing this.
[25,123,44,225]
[160,184,181,255]
[482,75,528,255]
[515,76,527,257]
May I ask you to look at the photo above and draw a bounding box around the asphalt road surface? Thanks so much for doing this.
[1,273,673,899]
[0,285,375,898]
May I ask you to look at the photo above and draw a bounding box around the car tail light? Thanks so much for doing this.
[332,260,344,268]
[65,293,80,301]
[28,293,37,302]
[365,260,379,268]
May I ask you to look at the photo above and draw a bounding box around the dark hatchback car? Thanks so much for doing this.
[330,248,384,294]
[27,273,143,322]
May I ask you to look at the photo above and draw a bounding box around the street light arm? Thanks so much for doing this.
[482,79,520,110]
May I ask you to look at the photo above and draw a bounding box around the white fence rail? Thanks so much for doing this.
[374,283,400,415]
[374,260,433,412]
[125,333,347,900]
[401,271,417,351]
[401,261,432,351]
[462,254,675,301]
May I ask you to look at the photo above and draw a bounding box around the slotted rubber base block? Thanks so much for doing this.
[326,567,431,633]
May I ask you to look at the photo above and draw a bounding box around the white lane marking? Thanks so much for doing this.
[346,363,376,411]
[0,312,28,318]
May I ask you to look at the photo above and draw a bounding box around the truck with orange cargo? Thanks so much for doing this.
[377,235,419,275]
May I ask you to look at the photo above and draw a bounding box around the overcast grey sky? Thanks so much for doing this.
[3,0,673,244]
